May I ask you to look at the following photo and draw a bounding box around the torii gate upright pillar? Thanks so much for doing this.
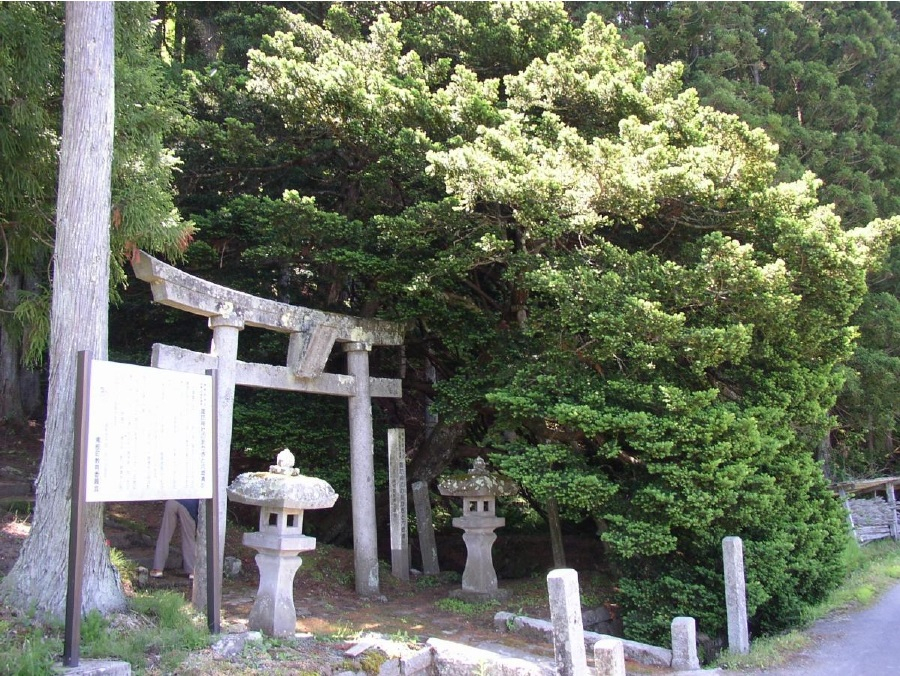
[345,342,379,595]
[193,314,244,611]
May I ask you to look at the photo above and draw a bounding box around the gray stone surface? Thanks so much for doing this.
[346,341,380,596]
[593,638,626,676]
[52,660,131,675]
[228,465,336,636]
[223,555,242,579]
[134,250,404,611]
[547,569,589,676]
[401,646,436,675]
[723,536,750,654]
[412,481,440,575]
[670,616,700,670]
[226,472,338,510]
[389,428,409,581]
[495,612,673,668]
[426,637,553,675]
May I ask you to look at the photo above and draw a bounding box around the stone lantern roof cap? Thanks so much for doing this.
[227,471,338,510]
[437,457,518,497]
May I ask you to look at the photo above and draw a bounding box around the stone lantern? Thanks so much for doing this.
[227,449,337,636]
[438,457,518,601]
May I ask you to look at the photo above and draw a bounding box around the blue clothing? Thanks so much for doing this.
[176,499,199,524]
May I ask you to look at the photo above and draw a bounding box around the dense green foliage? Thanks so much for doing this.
[128,2,899,644]
[0,2,192,371]
[572,1,900,479]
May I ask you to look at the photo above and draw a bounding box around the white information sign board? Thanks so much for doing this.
[84,360,214,502]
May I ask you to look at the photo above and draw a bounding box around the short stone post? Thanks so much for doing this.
[671,616,700,670]
[593,638,625,676]
[227,450,338,636]
[388,428,409,580]
[438,457,517,600]
[722,536,750,654]
[412,481,440,574]
[547,568,589,676]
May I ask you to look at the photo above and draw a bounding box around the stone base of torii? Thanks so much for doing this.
[132,251,404,607]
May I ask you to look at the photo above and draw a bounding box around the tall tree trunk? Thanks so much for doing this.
[0,1,125,618]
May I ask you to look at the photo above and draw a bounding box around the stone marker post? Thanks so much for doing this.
[412,481,440,574]
[671,616,700,670]
[593,638,626,676]
[722,536,750,654]
[388,428,409,580]
[547,568,589,676]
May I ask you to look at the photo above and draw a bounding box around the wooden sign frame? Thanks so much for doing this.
[63,350,221,667]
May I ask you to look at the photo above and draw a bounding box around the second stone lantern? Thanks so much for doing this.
[227,449,337,636]
[438,457,517,601]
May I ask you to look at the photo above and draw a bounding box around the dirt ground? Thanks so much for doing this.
[0,421,666,674]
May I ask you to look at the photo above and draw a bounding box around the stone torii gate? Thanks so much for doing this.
[132,251,403,601]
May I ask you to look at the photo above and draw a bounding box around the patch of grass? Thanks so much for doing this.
[0,621,60,676]
[716,630,810,670]
[434,597,500,617]
[78,591,210,672]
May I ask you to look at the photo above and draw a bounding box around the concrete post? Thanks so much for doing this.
[412,481,440,574]
[593,638,626,676]
[547,569,589,676]
[193,314,243,612]
[671,616,700,670]
[388,428,409,580]
[345,341,379,596]
[722,536,750,654]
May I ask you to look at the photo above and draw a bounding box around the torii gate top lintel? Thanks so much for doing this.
[132,251,403,345]
[133,251,404,380]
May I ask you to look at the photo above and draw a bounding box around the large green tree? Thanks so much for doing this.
[149,2,898,643]
[573,0,900,479]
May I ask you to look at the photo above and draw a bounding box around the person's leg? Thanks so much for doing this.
[176,503,197,575]
[152,500,180,575]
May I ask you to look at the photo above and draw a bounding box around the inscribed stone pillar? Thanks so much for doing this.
[547,569,589,676]
[345,341,379,596]
[722,536,749,654]
[193,314,243,612]
[388,428,409,580]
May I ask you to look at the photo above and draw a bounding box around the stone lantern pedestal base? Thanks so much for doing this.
[243,532,316,637]
[451,516,509,601]
[449,587,511,603]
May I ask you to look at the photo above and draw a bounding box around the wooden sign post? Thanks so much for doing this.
[63,351,219,667]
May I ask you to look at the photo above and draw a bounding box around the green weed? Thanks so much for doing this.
[434,597,499,617]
